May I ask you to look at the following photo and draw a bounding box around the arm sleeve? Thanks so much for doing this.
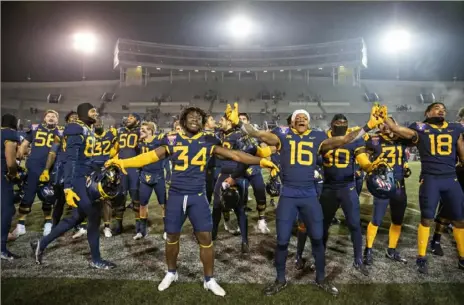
[63,135,84,189]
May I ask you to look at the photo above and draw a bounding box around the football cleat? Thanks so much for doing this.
[430,241,444,256]
[295,256,306,270]
[31,239,44,265]
[204,278,226,297]
[241,242,250,254]
[363,248,373,265]
[1,250,20,260]
[133,233,146,240]
[90,260,116,270]
[103,227,112,238]
[43,222,52,236]
[72,227,87,239]
[12,224,26,238]
[163,232,167,240]
[263,280,288,296]
[315,279,339,296]
[385,248,407,264]
[416,257,428,274]
[257,219,270,234]
[224,221,240,235]
[353,261,369,276]
[158,272,178,291]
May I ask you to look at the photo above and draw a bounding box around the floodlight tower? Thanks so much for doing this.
[73,32,97,80]
[382,29,411,80]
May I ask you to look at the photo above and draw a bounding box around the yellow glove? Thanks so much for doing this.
[225,103,240,126]
[366,157,388,173]
[39,169,50,182]
[64,188,80,208]
[259,159,279,177]
[105,155,127,175]
[367,104,388,129]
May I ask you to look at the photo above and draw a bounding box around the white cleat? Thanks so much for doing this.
[257,219,270,234]
[43,223,52,236]
[12,224,26,238]
[204,278,226,297]
[163,232,167,240]
[133,233,144,240]
[224,221,240,234]
[72,228,87,239]
[158,272,178,291]
[103,227,112,238]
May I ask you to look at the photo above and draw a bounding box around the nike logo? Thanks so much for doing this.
[350,187,355,191]
[199,141,205,144]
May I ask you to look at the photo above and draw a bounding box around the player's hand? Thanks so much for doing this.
[105,156,127,175]
[224,177,236,186]
[367,104,388,129]
[64,188,80,208]
[259,159,279,177]
[225,103,240,126]
[39,169,50,182]
[367,157,388,173]
[314,169,322,180]
[5,172,20,183]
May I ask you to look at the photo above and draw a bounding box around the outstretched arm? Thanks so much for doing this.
[384,117,418,143]
[241,123,280,146]
[320,128,364,153]
[213,145,262,165]
[105,146,167,170]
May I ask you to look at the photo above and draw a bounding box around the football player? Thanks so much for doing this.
[383,102,464,273]
[105,106,279,296]
[112,113,142,234]
[50,111,78,228]
[136,121,166,240]
[238,113,270,233]
[1,114,20,260]
[363,118,410,266]
[226,102,387,295]
[31,103,116,269]
[13,110,62,237]
[92,118,118,238]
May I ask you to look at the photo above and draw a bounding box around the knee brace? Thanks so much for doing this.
[18,203,32,215]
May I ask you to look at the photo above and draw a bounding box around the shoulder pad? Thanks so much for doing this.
[157,133,165,140]
[64,123,85,136]
[167,131,177,136]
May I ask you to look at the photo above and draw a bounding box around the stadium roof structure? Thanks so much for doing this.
[114,37,367,85]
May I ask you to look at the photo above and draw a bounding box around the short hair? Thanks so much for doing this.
[457,107,464,120]
[179,107,208,130]
[424,102,446,116]
[239,112,250,121]
[65,111,77,123]
[286,114,292,126]
[45,109,59,118]
[141,121,157,134]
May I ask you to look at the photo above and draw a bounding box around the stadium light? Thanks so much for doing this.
[382,29,411,54]
[73,32,97,54]
[227,15,253,40]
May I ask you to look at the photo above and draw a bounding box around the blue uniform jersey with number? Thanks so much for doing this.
[365,133,409,180]
[220,128,243,173]
[409,121,464,176]
[117,126,141,159]
[139,134,165,173]
[162,131,220,195]
[25,124,63,164]
[92,128,117,166]
[322,130,365,186]
[63,121,95,189]
[271,127,327,196]
[1,128,19,175]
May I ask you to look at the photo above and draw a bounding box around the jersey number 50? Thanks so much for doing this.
[289,140,313,165]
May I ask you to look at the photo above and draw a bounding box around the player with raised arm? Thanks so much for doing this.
[383,102,464,273]
[105,107,279,297]
[224,102,387,295]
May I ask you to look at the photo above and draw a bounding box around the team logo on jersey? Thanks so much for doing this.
[167,135,177,146]
[58,129,64,136]
[279,127,289,134]
[416,122,426,131]
[371,136,379,146]
[145,174,152,182]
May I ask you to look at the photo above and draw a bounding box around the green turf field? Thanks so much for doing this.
[2,162,464,305]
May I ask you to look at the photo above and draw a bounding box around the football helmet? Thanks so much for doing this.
[220,186,240,212]
[37,183,57,205]
[265,176,281,197]
[366,164,396,199]
[86,165,123,202]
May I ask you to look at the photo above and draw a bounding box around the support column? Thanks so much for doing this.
[188,71,191,83]
[170,70,173,84]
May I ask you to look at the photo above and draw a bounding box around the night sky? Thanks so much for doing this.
[2,1,464,82]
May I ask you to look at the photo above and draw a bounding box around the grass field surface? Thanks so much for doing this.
[2,162,464,304]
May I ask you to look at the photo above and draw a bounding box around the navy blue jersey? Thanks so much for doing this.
[26,124,63,164]
[366,133,409,180]
[220,128,244,173]
[162,131,221,195]
[322,130,365,186]
[92,128,117,166]
[18,131,27,143]
[117,126,141,159]
[206,129,222,169]
[409,121,464,176]
[271,127,327,193]
[139,134,165,173]
[1,128,19,174]
[63,121,95,189]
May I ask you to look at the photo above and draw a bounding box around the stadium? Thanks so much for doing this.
[2,2,464,305]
